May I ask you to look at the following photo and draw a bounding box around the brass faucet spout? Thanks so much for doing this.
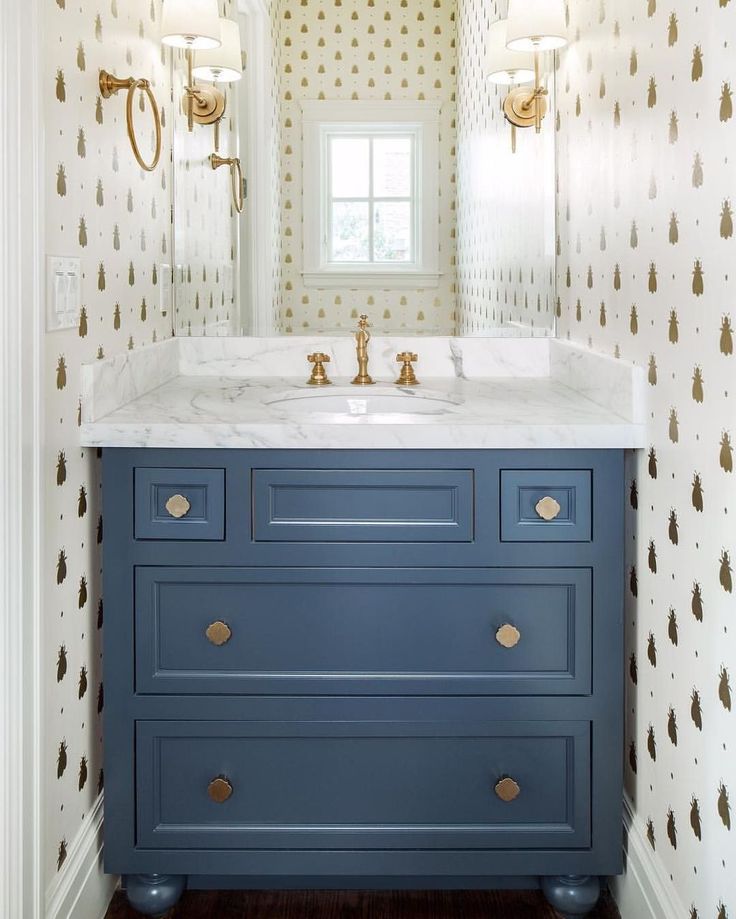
[351,314,375,385]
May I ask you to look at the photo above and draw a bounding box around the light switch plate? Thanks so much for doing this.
[160,263,172,317]
[47,256,81,331]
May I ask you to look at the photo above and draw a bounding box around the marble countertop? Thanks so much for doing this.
[80,369,645,450]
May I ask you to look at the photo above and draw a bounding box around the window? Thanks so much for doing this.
[302,101,441,288]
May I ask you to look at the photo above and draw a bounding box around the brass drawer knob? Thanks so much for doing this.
[205,620,232,646]
[535,495,561,521]
[495,623,521,648]
[208,776,233,803]
[494,777,521,802]
[164,493,191,519]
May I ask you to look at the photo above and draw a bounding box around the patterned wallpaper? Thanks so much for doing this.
[274,0,457,335]
[173,0,240,337]
[43,0,172,893]
[557,1,735,915]
[455,0,556,335]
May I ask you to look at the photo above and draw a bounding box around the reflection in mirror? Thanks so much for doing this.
[173,0,557,338]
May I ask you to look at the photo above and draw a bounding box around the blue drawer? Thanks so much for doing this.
[252,468,473,543]
[135,719,591,851]
[134,567,592,696]
[500,469,592,542]
[134,467,225,540]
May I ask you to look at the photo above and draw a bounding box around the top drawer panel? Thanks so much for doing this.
[252,468,474,543]
[500,470,592,542]
[134,468,225,540]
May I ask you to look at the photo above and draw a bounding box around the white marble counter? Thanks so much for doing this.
[80,337,646,450]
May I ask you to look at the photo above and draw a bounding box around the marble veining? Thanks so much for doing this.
[79,336,646,450]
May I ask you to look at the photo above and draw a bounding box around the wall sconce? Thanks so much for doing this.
[161,0,223,132]
[489,0,568,135]
[192,18,244,84]
[194,17,243,149]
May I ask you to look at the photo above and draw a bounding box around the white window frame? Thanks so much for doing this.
[301,100,441,289]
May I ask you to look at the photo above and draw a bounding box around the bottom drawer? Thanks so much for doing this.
[136,720,590,851]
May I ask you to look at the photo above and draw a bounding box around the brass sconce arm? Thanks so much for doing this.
[183,49,225,132]
[503,53,549,135]
[210,154,245,214]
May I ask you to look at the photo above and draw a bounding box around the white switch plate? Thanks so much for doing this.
[47,256,81,332]
[160,263,172,317]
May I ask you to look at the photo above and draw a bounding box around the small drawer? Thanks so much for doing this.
[134,467,225,540]
[500,469,592,542]
[134,567,591,696]
[136,719,590,851]
[252,468,473,543]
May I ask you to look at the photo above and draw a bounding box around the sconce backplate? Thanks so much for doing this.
[183,84,226,126]
[503,87,548,129]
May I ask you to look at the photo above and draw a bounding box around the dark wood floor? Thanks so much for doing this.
[106,887,621,918]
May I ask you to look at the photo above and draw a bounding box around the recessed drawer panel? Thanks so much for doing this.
[252,469,473,543]
[501,470,592,542]
[134,467,225,540]
[134,567,591,696]
[136,719,590,851]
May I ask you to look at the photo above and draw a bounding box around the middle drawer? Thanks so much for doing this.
[135,567,591,696]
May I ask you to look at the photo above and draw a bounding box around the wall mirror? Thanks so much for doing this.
[172,0,557,338]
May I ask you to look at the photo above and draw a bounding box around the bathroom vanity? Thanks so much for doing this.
[82,336,645,918]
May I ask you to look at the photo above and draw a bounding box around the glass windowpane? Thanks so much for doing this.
[330,138,370,198]
[373,201,412,262]
[373,137,412,197]
[331,201,370,261]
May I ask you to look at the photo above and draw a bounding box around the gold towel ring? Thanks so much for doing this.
[210,154,245,214]
[99,70,162,173]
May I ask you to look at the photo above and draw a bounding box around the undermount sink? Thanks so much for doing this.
[267,387,460,418]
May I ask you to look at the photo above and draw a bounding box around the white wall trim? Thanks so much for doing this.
[0,0,44,917]
[239,0,275,335]
[45,795,116,919]
[610,795,689,919]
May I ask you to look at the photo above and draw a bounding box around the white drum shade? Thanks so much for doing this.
[484,19,535,85]
[193,18,243,82]
[161,0,222,50]
[506,0,568,51]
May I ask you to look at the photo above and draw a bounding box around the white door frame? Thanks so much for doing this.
[238,0,275,335]
[0,0,44,917]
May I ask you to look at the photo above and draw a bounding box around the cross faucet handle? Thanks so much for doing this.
[395,352,419,386]
[307,352,331,386]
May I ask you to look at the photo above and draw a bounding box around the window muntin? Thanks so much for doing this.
[325,131,417,267]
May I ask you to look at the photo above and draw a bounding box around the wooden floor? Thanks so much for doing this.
[106,887,621,918]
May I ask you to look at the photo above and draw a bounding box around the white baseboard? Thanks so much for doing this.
[45,794,118,919]
[610,795,688,919]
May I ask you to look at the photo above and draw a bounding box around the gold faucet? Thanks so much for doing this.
[351,314,374,385]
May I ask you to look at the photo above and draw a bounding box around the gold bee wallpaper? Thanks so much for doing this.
[272,0,458,334]
[455,0,556,335]
[172,0,240,337]
[44,0,176,895]
[557,0,735,915]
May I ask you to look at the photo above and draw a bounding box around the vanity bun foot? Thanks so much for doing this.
[124,874,187,917]
[540,875,601,918]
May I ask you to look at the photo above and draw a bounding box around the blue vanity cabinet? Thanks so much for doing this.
[102,448,624,917]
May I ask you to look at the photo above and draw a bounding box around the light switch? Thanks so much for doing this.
[47,256,82,331]
[160,263,172,317]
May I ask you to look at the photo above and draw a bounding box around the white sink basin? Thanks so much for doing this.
[267,387,460,418]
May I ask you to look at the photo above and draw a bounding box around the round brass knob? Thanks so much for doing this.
[205,620,232,646]
[495,623,521,648]
[494,777,521,802]
[164,493,191,519]
[208,776,233,803]
[535,495,561,521]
